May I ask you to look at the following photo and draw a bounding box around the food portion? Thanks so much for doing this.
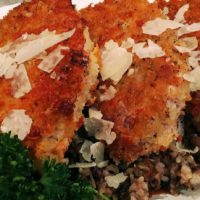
[1,0,200,200]
[0,0,99,161]
[158,0,200,135]
[81,0,191,162]
[0,132,109,200]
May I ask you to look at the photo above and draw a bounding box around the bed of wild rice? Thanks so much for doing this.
[65,106,200,200]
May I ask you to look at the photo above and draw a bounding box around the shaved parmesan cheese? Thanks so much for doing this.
[0,53,15,78]
[94,121,116,144]
[0,29,75,98]
[72,140,107,168]
[0,29,75,77]
[50,71,57,79]
[190,51,200,59]
[174,4,189,23]
[80,140,93,162]
[97,160,109,168]
[183,73,196,83]
[4,63,18,79]
[12,64,32,98]
[1,109,32,140]
[38,45,68,73]
[89,108,103,119]
[105,40,118,49]
[101,40,132,84]
[127,68,135,76]
[84,118,116,144]
[90,142,105,163]
[72,0,104,10]
[102,131,116,145]
[133,39,165,58]
[142,18,183,36]
[100,85,117,102]
[105,173,128,189]
[80,140,105,165]
[183,67,200,91]
[178,23,200,37]
[175,37,198,53]
[35,51,47,60]
[148,0,155,3]
[188,51,200,69]
[69,162,96,168]
[121,38,135,49]
[188,56,200,69]
[15,29,75,64]
[176,142,199,154]
[175,46,192,54]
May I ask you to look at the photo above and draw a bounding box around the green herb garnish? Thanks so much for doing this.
[0,132,109,200]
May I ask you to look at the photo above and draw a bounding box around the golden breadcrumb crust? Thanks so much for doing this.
[158,0,200,132]
[81,0,191,162]
[0,0,91,161]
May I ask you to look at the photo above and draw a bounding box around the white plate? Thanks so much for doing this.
[0,1,200,199]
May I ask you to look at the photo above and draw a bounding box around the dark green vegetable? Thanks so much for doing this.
[0,132,109,200]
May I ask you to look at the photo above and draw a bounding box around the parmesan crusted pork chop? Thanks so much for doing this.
[81,0,191,162]
[0,0,99,161]
[158,0,200,134]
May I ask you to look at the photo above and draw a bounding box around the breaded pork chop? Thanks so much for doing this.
[81,0,191,162]
[158,0,200,133]
[0,0,99,161]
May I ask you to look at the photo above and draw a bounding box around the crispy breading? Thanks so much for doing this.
[81,0,162,46]
[158,0,200,47]
[81,0,191,162]
[0,0,98,161]
[158,0,200,132]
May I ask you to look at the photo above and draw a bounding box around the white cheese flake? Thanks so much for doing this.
[174,4,189,23]
[50,71,57,79]
[84,118,116,145]
[38,45,68,73]
[176,142,199,154]
[15,29,75,64]
[142,18,183,36]
[12,64,32,98]
[127,68,135,76]
[183,67,200,91]
[0,28,75,98]
[97,160,109,168]
[1,109,32,140]
[90,142,105,163]
[175,37,198,53]
[178,23,200,37]
[100,85,117,102]
[69,162,96,168]
[80,140,93,162]
[121,38,135,49]
[0,53,16,78]
[187,51,200,69]
[133,39,165,59]
[105,173,128,189]
[188,56,200,69]
[89,108,103,119]
[101,40,132,84]
[80,140,105,166]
